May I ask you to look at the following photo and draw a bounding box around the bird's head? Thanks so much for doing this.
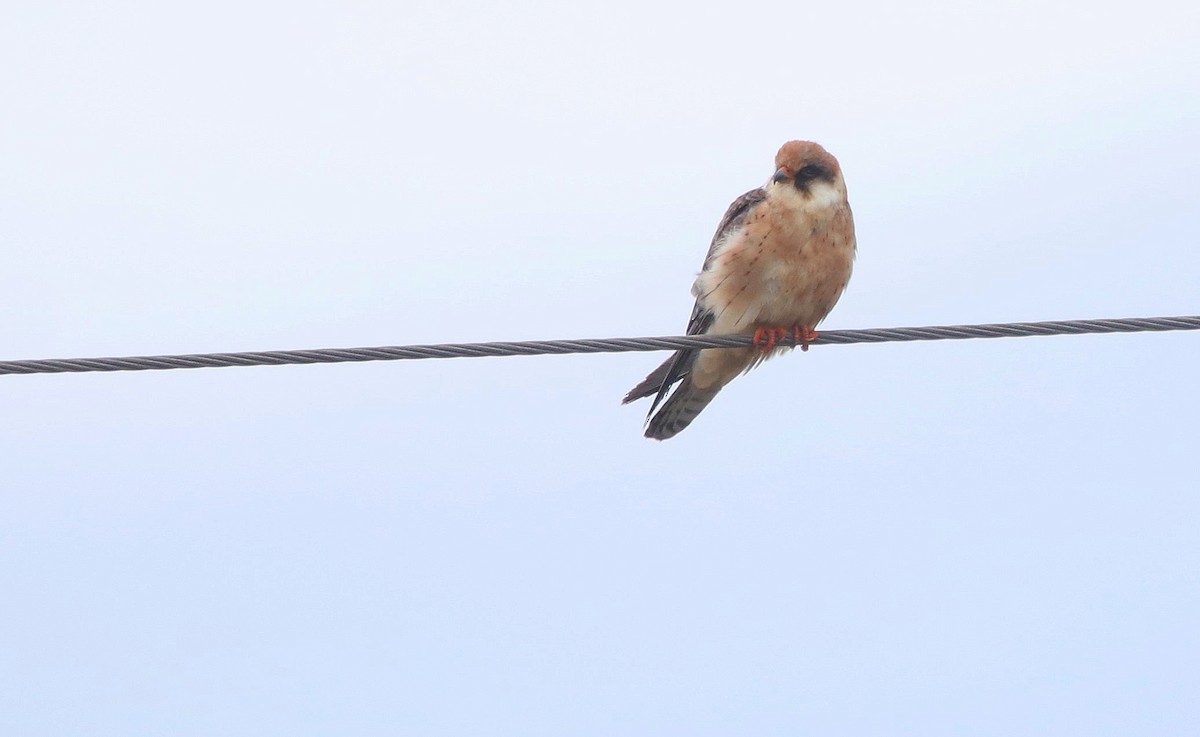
[770,140,843,196]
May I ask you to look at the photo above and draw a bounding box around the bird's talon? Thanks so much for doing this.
[753,327,789,353]
[791,325,819,352]
[752,327,772,352]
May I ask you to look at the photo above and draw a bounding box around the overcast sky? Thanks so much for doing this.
[2,2,1198,735]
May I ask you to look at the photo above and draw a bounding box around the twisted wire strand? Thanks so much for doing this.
[1,315,1197,376]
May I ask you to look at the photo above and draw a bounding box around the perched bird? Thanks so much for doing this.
[623,141,856,440]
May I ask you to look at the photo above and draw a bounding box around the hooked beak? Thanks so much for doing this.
[772,166,792,183]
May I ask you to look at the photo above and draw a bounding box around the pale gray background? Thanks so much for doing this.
[2,1,1198,735]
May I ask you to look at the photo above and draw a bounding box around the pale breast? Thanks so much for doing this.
[695,183,855,335]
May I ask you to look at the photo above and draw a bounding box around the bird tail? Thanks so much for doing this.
[643,376,722,440]
[622,352,685,404]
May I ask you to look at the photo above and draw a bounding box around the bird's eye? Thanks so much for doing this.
[795,164,824,183]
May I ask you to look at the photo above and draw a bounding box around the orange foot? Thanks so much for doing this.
[752,326,789,353]
[791,325,819,352]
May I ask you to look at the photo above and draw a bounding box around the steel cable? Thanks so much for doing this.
[2,315,1197,376]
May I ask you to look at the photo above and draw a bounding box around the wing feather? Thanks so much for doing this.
[640,187,768,417]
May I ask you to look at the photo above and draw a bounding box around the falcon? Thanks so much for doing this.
[624,141,856,440]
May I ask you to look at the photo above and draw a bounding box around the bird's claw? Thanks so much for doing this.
[753,326,819,353]
[791,325,819,352]
[752,327,789,353]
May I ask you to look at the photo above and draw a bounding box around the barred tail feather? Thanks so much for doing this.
[644,377,722,440]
